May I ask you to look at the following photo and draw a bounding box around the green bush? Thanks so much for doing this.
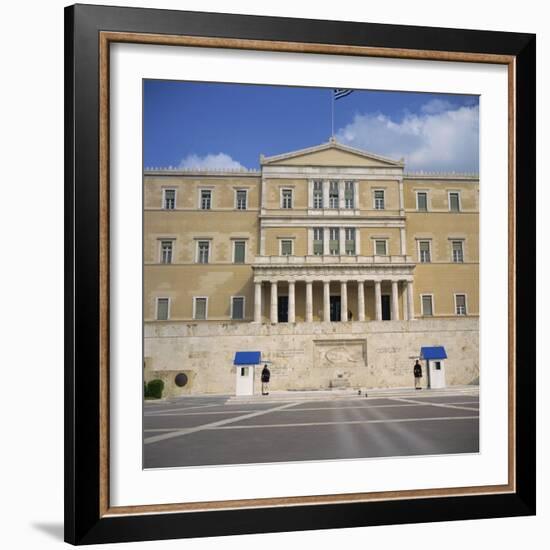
[146,379,164,399]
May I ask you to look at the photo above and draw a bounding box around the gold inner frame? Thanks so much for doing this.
[98,31,516,517]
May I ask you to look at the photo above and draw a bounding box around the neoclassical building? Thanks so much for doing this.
[144,139,479,395]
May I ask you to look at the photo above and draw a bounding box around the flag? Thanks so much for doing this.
[334,89,353,100]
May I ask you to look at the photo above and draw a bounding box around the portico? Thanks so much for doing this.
[252,255,415,323]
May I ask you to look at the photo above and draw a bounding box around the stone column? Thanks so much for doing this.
[402,281,409,321]
[254,281,262,323]
[323,280,330,322]
[400,227,407,255]
[391,280,399,321]
[339,228,345,256]
[323,227,330,256]
[357,281,365,321]
[270,281,278,323]
[340,281,348,321]
[406,280,415,320]
[305,281,313,322]
[322,181,329,210]
[288,281,295,323]
[288,281,296,323]
[374,280,382,321]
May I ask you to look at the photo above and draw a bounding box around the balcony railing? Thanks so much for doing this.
[253,254,413,265]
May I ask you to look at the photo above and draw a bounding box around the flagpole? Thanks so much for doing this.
[331,90,334,138]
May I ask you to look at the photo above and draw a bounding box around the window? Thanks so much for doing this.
[329,228,339,255]
[374,189,385,210]
[452,240,464,263]
[231,297,245,320]
[313,181,323,208]
[200,189,212,210]
[281,189,293,209]
[449,192,460,212]
[313,228,324,255]
[329,181,339,208]
[421,295,433,316]
[375,239,387,256]
[233,240,246,264]
[193,297,207,320]
[163,189,176,210]
[417,192,428,211]
[344,181,355,209]
[197,241,210,264]
[455,294,467,316]
[345,228,356,255]
[281,240,293,256]
[419,240,431,263]
[235,189,247,210]
[156,298,169,320]
[160,240,173,264]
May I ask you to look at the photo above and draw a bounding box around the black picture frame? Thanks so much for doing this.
[65,3,536,545]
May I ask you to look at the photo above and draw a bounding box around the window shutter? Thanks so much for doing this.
[195,298,206,320]
[232,297,244,320]
[450,193,460,211]
[157,298,169,320]
[418,193,427,211]
[234,241,245,263]
[422,296,433,316]
[281,240,292,255]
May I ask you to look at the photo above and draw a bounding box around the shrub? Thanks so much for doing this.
[147,379,164,399]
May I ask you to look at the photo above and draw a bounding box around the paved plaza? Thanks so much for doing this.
[143,387,479,469]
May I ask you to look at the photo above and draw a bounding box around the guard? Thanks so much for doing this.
[261,364,271,395]
[413,359,422,390]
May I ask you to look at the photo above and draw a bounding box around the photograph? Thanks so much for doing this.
[142,81,480,469]
[59,1,537,545]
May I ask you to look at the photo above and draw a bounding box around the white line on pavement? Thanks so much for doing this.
[390,397,479,412]
[144,403,225,416]
[144,401,302,445]
[195,415,479,431]
[146,401,478,417]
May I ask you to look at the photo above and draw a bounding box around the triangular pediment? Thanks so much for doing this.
[261,140,403,168]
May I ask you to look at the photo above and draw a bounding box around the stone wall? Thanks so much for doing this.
[144,318,479,397]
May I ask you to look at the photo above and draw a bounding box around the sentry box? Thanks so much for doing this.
[233,351,262,396]
[420,346,448,389]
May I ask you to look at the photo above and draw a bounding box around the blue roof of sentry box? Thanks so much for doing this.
[233,351,262,365]
[420,346,447,360]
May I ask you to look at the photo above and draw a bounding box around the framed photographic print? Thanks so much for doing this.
[65,3,536,545]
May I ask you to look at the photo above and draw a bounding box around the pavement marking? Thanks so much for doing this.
[390,397,479,412]
[144,401,302,445]
[286,401,478,413]
[148,409,264,417]
[145,401,479,417]
[144,403,226,416]
[190,415,479,431]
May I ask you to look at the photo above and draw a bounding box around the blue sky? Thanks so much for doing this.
[144,80,479,172]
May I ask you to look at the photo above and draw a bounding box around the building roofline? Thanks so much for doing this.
[144,168,261,177]
[404,172,479,180]
[261,138,405,167]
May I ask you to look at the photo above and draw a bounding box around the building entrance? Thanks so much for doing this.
[330,296,341,321]
[381,294,391,320]
[277,296,288,323]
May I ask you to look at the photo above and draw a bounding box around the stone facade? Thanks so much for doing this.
[144,140,479,395]
[144,318,479,396]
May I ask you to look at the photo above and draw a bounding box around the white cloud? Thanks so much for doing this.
[335,103,479,172]
[178,152,246,170]
[420,98,454,114]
